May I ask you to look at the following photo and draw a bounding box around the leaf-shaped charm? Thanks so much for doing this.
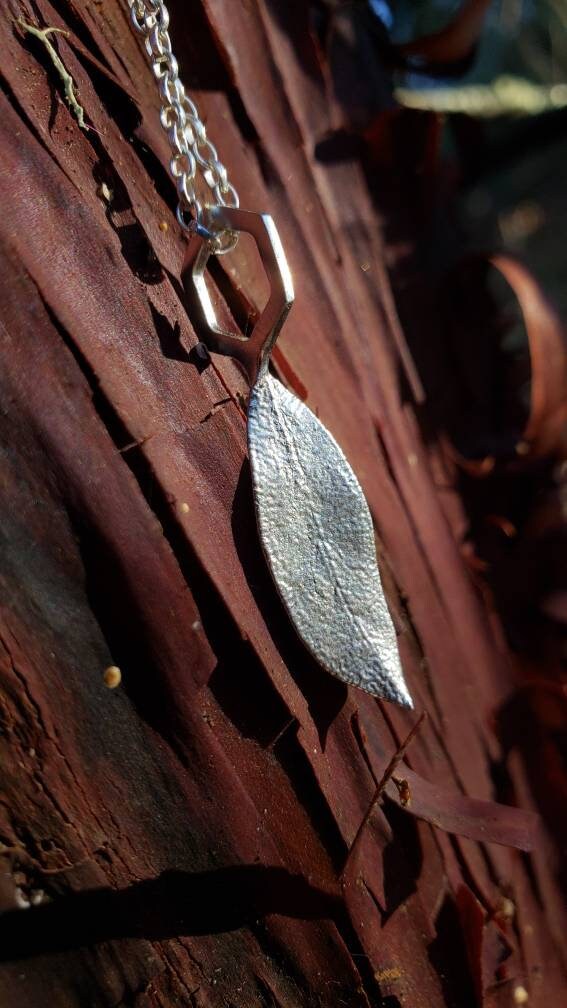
[248,374,413,708]
[181,206,411,707]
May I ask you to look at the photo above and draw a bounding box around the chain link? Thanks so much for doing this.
[128,0,239,252]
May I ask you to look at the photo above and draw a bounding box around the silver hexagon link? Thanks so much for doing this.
[181,206,294,385]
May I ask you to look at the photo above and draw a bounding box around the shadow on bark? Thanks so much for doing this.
[0,865,339,961]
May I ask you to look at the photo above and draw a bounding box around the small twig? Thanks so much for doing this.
[266,716,297,751]
[199,397,234,423]
[117,432,156,454]
[342,711,426,877]
[17,18,88,131]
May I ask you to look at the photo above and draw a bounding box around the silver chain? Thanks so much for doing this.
[128,0,239,252]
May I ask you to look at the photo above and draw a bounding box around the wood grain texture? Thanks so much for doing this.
[0,2,565,1006]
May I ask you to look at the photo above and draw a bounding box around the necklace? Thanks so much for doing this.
[128,0,412,708]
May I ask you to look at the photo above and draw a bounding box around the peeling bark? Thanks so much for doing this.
[0,3,565,1007]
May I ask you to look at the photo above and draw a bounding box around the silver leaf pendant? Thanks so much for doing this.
[249,374,412,706]
[183,207,412,707]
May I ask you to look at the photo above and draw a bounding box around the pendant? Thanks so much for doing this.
[182,207,412,708]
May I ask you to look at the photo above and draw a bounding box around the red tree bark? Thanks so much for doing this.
[0,2,565,1007]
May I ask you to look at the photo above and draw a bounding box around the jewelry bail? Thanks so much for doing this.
[181,206,294,386]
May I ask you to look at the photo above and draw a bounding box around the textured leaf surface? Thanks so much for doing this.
[0,1,564,1006]
[248,374,412,706]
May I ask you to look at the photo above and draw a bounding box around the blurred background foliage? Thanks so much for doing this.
[388,0,566,87]
[334,0,567,458]
[388,0,567,313]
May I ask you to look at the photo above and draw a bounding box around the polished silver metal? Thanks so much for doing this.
[248,374,413,707]
[129,0,412,706]
[181,203,412,706]
[128,0,238,249]
[182,206,294,385]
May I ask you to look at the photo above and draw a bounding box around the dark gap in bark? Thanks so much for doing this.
[225,87,261,146]
[380,798,422,921]
[92,158,164,284]
[207,654,289,750]
[208,255,258,337]
[448,835,492,913]
[252,142,280,192]
[518,848,545,913]
[252,974,284,1008]
[273,729,347,875]
[349,710,375,779]
[148,302,187,362]
[428,894,476,1008]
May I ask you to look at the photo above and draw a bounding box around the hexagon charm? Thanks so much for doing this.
[180,206,412,707]
[181,206,294,385]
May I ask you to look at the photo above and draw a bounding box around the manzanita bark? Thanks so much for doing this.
[0,2,565,1007]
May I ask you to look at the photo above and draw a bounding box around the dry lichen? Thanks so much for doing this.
[17,19,88,130]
